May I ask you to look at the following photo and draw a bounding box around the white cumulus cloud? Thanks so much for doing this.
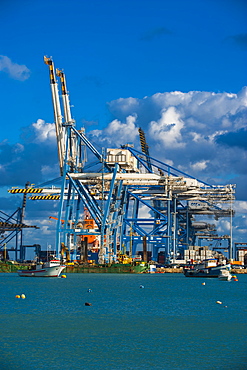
[0,55,30,81]
[89,87,247,202]
[0,119,58,187]
[90,115,139,147]
[32,119,56,143]
[149,106,185,148]
[1,88,247,244]
[190,160,209,171]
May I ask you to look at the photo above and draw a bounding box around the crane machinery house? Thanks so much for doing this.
[106,148,139,173]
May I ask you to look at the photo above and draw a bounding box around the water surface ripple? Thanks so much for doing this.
[0,273,246,370]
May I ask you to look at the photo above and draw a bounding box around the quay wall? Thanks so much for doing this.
[0,262,246,274]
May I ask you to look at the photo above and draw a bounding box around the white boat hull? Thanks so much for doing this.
[218,270,232,281]
[18,265,66,277]
[184,263,231,278]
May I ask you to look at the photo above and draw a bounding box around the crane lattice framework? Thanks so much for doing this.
[69,152,235,262]
[10,57,234,263]
[123,146,235,260]
[43,56,235,262]
[1,182,39,260]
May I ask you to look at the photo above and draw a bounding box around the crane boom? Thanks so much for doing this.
[56,67,107,171]
[44,56,112,177]
[56,69,73,125]
[44,56,65,175]
[56,68,78,171]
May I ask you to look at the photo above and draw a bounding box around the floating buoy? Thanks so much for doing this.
[139,285,144,289]
[202,282,205,285]
[21,294,26,299]
[85,302,92,306]
[15,295,20,299]
[234,278,238,281]
[216,300,222,305]
[87,289,92,293]
[61,275,66,278]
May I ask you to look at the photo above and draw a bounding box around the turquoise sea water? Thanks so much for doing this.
[0,272,246,370]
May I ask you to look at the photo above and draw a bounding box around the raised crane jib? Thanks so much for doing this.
[56,68,79,171]
[44,56,111,173]
[44,56,65,176]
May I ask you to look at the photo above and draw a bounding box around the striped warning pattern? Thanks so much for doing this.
[44,56,56,84]
[29,195,60,200]
[8,188,43,194]
[56,69,66,95]
[138,127,149,154]
[0,222,38,229]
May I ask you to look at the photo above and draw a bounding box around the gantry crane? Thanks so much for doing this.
[1,182,39,260]
[44,56,114,261]
[43,57,236,263]
[7,57,236,264]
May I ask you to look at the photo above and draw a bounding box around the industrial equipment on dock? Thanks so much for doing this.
[6,57,237,265]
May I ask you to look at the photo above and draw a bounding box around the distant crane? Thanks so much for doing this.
[1,182,39,260]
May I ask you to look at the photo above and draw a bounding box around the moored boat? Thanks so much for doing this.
[218,268,232,281]
[18,259,66,277]
[183,258,231,278]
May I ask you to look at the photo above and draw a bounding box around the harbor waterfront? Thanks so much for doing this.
[1,261,247,274]
[0,272,246,370]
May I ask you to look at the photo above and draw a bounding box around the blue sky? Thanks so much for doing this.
[0,0,246,256]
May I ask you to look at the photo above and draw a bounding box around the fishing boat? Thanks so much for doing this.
[218,268,232,281]
[183,258,231,278]
[18,259,66,277]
